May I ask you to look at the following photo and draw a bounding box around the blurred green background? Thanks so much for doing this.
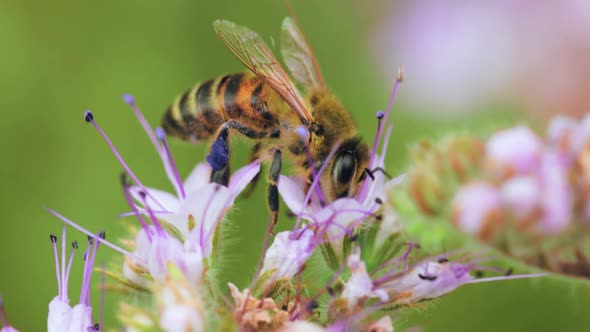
[0,0,588,331]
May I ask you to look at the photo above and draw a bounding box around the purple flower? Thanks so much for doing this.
[376,255,544,306]
[452,182,503,239]
[547,115,577,152]
[259,228,315,284]
[570,114,590,154]
[85,96,260,283]
[537,150,572,234]
[47,226,102,332]
[486,126,543,177]
[500,175,540,220]
[340,248,389,310]
[130,161,260,252]
[372,1,590,116]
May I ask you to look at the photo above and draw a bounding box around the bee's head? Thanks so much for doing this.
[324,137,370,200]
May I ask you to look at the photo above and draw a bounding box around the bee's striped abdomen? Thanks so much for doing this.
[163,78,225,142]
[162,72,281,143]
[216,73,278,129]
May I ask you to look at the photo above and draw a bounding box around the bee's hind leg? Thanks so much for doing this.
[207,120,275,186]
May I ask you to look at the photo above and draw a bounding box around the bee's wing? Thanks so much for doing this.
[214,19,313,125]
[280,16,326,89]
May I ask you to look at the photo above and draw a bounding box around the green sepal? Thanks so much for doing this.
[320,241,341,271]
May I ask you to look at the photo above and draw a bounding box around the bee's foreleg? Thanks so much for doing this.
[267,148,282,228]
[207,121,275,185]
[359,167,392,183]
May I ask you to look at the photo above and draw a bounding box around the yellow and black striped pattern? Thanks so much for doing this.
[162,72,283,142]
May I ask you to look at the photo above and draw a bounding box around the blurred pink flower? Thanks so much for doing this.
[372,0,590,115]
[452,182,503,238]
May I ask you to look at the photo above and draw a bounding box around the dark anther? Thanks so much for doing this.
[306,299,319,311]
[376,111,385,120]
[475,270,485,278]
[437,257,449,264]
[375,197,383,205]
[91,323,100,330]
[418,273,437,281]
[281,304,288,311]
[375,214,383,221]
[349,234,358,242]
[99,231,106,240]
[138,191,147,199]
[72,241,78,249]
[326,287,335,296]
[119,172,130,187]
[84,110,94,122]
[50,234,57,243]
[505,268,514,276]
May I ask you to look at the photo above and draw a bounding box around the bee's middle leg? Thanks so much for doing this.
[268,148,282,228]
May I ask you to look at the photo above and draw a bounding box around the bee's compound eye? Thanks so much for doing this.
[333,152,356,185]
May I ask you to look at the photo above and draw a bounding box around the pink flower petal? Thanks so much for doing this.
[228,161,261,197]
[277,175,309,215]
[183,163,212,194]
[486,126,542,174]
[129,185,180,213]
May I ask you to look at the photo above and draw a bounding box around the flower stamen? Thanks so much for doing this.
[84,110,165,211]
[120,174,153,241]
[47,208,142,263]
[155,127,186,199]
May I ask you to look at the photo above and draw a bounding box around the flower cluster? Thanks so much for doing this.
[452,116,590,238]
[1,74,542,331]
[408,114,590,278]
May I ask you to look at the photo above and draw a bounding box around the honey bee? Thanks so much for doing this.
[162,17,370,224]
